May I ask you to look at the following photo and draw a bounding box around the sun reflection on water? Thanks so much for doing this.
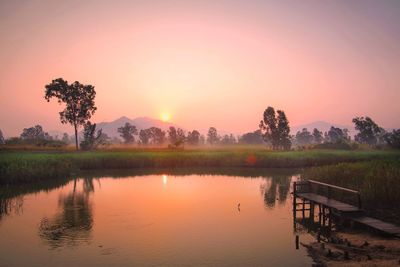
[162,175,168,187]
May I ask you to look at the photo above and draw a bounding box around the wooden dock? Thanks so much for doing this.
[293,180,400,237]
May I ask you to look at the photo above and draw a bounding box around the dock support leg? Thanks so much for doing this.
[310,202,315,220]
[322,206,326,226]
[318,204,322,225]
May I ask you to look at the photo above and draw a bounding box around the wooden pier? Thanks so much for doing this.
[293,180,400,237]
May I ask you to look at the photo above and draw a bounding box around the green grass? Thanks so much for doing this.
[1,148,399,184]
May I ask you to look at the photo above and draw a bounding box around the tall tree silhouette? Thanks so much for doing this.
[187,130,201,145]
[207,127,219,145]
[0,129,5,145]
[259,106,291,150]
[44,78,97,150]
[352,116,383,145]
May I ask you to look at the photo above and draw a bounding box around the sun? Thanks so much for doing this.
[161,112,171,122]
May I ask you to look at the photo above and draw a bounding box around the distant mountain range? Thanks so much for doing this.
[95,116,181,139]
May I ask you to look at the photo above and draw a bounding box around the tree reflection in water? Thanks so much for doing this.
[0,196,23,221]
[38,178,96,249]
[260,174,296,208]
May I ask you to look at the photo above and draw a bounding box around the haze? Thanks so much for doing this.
[1,0,399,136]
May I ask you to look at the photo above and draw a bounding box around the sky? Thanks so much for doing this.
[0,0,399,137]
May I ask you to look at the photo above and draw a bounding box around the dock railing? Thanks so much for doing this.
[293,180,362,209]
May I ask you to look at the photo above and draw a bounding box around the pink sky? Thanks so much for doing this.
[1,0,399,136]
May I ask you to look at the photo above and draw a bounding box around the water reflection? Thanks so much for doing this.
[0,195,23,221]
[38,178,95,249]
[0,169,314,267]
[260,174,295,208]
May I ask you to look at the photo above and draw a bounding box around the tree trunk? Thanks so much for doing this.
[74,124,79,150]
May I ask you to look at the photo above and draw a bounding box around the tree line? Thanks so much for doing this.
[0,77,399,150]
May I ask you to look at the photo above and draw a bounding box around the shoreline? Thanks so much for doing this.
[303,229,400,266]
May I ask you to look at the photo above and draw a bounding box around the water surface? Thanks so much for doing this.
[0,170,314,267]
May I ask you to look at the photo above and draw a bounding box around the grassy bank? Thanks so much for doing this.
[302,159,400,224]
[1,148,399,184]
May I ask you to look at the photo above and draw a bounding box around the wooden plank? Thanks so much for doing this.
[296,193,360,212]
[350,216,400,235]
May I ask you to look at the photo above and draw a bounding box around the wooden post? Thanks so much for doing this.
[322,206,326,226]
[295,235,299,250]
[318,204,322,225]
[293,182,297,213]
[310,202,315,220]
[302,199,305,218]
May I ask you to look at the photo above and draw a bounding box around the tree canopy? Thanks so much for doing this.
[352,116,383,145]
[117,123,138,144]
[0,129,4,145]
[207,127,219,145]
[20,125,49,141]
[239,130,263,144]
[187,130,201,145]
[259,106,291,150]
[168,127,186,147]
[44,78,97,150]
[80,122,109,150]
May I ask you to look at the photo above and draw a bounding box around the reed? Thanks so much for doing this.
[302,159,400,223]
[1,149,399,184]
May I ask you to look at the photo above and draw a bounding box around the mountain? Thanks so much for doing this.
[95,116,181,139]
[291,121,356,136]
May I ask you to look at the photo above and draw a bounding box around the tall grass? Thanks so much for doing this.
[302,159,400,223]
[1,149,399,184]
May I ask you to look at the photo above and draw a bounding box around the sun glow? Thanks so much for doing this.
[161,112,171,122]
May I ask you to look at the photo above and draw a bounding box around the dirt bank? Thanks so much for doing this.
[303,229,400,266]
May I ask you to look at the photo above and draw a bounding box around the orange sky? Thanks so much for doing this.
[1,0,399,136]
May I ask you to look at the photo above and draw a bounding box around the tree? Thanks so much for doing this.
[352,116,383,145]
[149,127,166,145]
[139,129,151,145]
[312,128,323,144]
[259,107,278,149]
[187,130,201,145]
[259,106,291,150]
[239,130,263,144]
[383,129,400,149]
[62,133,70,144]
[139,127,166,145]
[326,126,349,143]
[207,127,220,145]
[0,129,4,145]
[20,125,50,141]
[79,121,109,150]
[168,127,185,147]
[117,123,137,144]
[44,78,97,150]
[277,110,291,150]
[221,134,236,145]
[295,128,313,145]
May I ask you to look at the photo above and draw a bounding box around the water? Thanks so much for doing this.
[0,170,314,267]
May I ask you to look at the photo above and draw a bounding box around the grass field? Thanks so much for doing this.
[1,147,400,184]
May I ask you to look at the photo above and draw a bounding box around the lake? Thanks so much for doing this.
[0,169,315,267]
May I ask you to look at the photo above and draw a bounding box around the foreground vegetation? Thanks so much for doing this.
[1,148,399,184]
[303,159,400,224]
